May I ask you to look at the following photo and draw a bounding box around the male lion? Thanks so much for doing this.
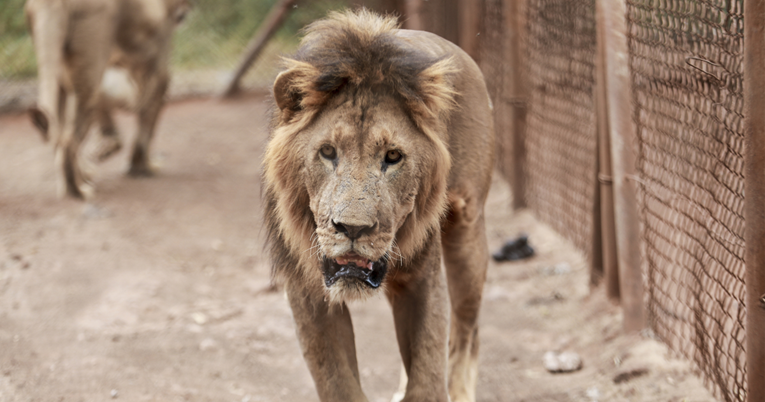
[25,0,190,198]
[264,10,495,402]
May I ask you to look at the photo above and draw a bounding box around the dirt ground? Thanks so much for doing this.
[0,95,718,402]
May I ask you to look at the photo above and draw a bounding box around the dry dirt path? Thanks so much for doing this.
[0,96,716,402]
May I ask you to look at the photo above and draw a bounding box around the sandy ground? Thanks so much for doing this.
[0,95,718,402]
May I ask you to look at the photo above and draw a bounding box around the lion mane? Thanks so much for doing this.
[263,10,458,293]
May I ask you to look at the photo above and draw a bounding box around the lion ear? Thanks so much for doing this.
[273,62,326,123]
[273,69,302,115]
[411,57,459,121]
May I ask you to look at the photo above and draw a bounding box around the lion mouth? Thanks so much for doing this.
[322,253,388,288]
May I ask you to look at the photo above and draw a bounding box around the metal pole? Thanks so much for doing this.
[507,0,527,210]
[597,0,644,331]
[221,0,297,98]
[594,2,620,301]
[744,0,765,399]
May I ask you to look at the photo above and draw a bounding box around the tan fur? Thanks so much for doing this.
[25,0,189,199]
[264,10,495,402]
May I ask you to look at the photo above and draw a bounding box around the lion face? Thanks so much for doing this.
[264,10,459,304]
[297,91,443,300]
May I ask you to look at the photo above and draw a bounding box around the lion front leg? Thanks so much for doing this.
[285,282,369,402]
[388,234,450,402]
[128,66,169,177]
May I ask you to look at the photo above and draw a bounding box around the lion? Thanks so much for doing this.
[25,0,190,199]
[264,10,495,402]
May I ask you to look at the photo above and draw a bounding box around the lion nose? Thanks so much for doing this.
[332,220,377,240]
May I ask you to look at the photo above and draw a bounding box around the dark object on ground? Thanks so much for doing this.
[493,235,535,261]
[613,368,650,384]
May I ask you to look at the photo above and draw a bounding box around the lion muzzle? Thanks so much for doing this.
[322,254,388,289]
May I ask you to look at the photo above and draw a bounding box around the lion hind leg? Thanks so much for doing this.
[95,104,123,162]
[56,8,113,198]
[442,196,489,402]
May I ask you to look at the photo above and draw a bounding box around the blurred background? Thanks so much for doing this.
[0,0,406,112]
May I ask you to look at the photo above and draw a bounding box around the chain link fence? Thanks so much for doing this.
[522,0,599,254]
[481,0,749,400]
[627,1,747,400]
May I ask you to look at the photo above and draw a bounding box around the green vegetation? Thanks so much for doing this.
[0,0,36,78]
[0,0,348,79]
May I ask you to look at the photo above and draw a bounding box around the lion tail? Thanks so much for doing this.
[26,0,68,142]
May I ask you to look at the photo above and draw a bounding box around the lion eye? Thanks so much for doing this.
[385,150,402,164]
[320,145,337,160]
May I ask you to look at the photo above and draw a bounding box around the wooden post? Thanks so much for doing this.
[221,0,297,98]
[458,0,481,61]
[507,0,527,210]
[596,0,644,331]
[404,0,423,30]
[590,130,604,287]
[594,3,620,300]
[744,0,765,399]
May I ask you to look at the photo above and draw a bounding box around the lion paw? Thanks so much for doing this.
[59,179,95,200]
[128,162,156,177]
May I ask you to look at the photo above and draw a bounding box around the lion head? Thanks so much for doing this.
[264,10,458,304]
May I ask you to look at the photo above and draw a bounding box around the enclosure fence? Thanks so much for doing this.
[627,1,747,400]
[521,0,599,257]
[478,0,759,400]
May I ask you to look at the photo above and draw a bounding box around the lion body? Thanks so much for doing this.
[264,11,495,402]
[25,0,189,198]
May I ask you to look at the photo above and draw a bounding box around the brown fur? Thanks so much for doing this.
[25,0,189,199]
[264,10,495,402]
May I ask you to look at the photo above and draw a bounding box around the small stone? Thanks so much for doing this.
[199,338,217,351]
[543,351,583,373]
[110,389,118,398]
[586,386,600,400]
[191,312,208,325]
[541,262,572,276]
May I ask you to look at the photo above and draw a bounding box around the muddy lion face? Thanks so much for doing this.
[263,11,457,303]
[304,93,441,299]
[265,87,451,303]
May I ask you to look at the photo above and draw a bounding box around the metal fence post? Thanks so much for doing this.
[594,0,619,301]
[744,0,765,399]
[596,0,644,331]
[507,0,527,210]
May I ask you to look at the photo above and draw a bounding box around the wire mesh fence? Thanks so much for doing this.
[521,0,599,254]
[626,1,747,400]
[481,0,749,400]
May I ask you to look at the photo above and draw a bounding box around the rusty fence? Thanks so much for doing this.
[464,0,765,400]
